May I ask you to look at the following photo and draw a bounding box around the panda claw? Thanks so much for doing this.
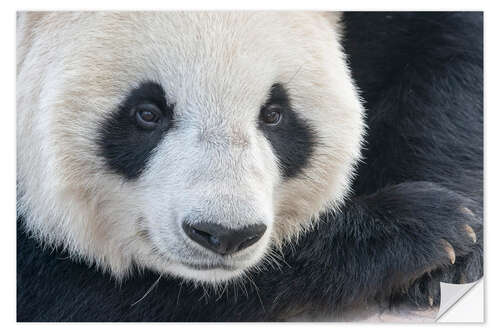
[464,224,477,243]
[441,239,455,264]
[460,206,475,217]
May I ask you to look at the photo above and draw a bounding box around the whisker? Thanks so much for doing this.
[215,282,228,302]
[246,274,265,313]
[176,281,184,307]
[131,274,162,307]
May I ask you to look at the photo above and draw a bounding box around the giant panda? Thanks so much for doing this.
[16,11,483,321]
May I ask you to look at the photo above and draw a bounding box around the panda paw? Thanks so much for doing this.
[398,240,483,310]
[387,192,483,309]
[366,182,483,309]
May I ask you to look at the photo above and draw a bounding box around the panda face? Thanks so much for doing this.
[97,79,313,281]
[17,12,364,283]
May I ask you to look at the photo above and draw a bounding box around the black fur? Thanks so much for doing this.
[258,83,316,178]
[17,12,483,321]
[98,81,174,180]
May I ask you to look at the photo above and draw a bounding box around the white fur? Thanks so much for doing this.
[17,12,364,283]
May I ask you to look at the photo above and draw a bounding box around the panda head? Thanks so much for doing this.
[17,12,364,283]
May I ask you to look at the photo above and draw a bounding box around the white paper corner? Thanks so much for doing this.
[437,278,484,322]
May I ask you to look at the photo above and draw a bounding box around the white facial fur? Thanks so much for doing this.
[17,12,364,283]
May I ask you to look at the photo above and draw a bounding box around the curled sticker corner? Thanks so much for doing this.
[436,278,483,321]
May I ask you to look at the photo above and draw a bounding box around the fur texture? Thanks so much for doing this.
[17,11,483,321]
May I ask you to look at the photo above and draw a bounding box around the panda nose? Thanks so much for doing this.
[182,221,267,255]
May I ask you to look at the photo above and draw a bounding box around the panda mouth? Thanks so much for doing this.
[180,261,239,271]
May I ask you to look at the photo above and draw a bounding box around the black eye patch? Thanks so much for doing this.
[258,83,316,179]
[97,81,174,180]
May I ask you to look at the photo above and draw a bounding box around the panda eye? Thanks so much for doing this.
[260,104,282,126]
[133,103,162,129]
